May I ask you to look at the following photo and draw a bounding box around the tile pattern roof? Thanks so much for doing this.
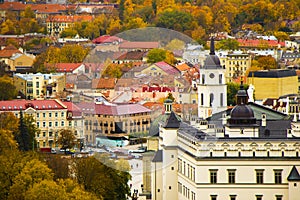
[62,101,82,117]
[46,15,93,23]
[113,51,145,60]
[0,99,66,111]
[0,45,22,58]
[92,35,122,44]
[92,78,116,89]
[237,39,285,48]
[0,2,73,13]
[51,63,83,73]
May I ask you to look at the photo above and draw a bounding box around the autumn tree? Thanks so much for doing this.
[256,55,277,70]
[57,129,76,153]
[0,75,17,100]
[227,82,249,106]
[165,39,185,51]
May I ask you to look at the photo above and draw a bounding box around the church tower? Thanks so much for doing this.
[197,37,227,119]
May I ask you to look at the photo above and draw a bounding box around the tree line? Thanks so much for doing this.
[0,112,131,200]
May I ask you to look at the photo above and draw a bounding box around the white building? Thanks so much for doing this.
[198,38,227,119]
[149,39,300,200]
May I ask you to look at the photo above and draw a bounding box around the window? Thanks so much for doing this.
[178,182,182,194]
[274,170,282,184]
[202,74,205,84]
[36,122,40,127]
[228,170,236,184]
[230,195,236,200]
[55,112,58,117]
[256,195,263,200]
[209,93,214,107]
[61,121,64,126]
[219,74,223,84]
[276,195,282,200]
[49,113,52,117]
[220,93,224,107]
[43,113,46,118]
[61,112,64,117]
[49,122,52,127]
[210,170,218,184]
[43,122,46,127]
[55,121,58,127]
[211,195,217,200]
[36,113,39,118]
[191,191,196,200]
[200,93,204,106]
[256,170,264,184]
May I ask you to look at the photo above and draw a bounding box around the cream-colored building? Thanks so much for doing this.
[0,99,85,148]
[13,73,66,100]
[77,101,152,145]
[219,52,252,82]
[150,86,300,200]
[7,53,35,72]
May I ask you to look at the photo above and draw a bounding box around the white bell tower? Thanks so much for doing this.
[198,37,227,119]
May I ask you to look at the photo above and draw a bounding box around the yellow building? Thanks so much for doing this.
[7,53,35,72]
[247,69,298,100]
[46,15,93,36]
[219,52,252,82]
[13,73,66,99]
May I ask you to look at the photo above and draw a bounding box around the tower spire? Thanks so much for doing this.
[210,36,215,55]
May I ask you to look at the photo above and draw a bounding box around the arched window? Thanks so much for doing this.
[219,74,222,84]
[220,93,224,107]
[202,74,205,84]
[210,93,214,107]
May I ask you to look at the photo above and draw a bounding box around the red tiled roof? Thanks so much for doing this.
[154,61,180,75]
[0,2,26,10]
[51,63,83,73]
[92,78,116,89]
[92,35,122,44]
[237,39,285,48]
[0,45,22,58]
[119,41,159,49]
[77,102,151,115]
[62,101,82,116]
[0,99,66,111]
[46,15,93,23]
[66,83,75,89]
[84,63,105,72]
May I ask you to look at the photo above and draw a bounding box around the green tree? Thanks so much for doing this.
[227,82,249,106]
[16,110,33,151]
[147,48,167,63]
[216,39,239,51]
[0,75,17,100]
[57,129,76,154]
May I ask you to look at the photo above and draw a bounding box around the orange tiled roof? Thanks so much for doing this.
[0,45,22,58]
[46,15,93,23]
[176,63,190,71]
[0,2,26,10]
[50,63,83,73]
[237,39,285,48]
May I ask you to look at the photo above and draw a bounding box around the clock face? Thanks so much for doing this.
[209,73,215,79]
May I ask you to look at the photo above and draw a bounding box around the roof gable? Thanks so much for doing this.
[288,166,300,181]
[164,111,180,128]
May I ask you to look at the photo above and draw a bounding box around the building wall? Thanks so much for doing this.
[8,54,34,71]
[247,76,298,100]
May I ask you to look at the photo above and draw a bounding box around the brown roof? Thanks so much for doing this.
[114,51,145,61]
[92,78,116,89]
[176,63,190,71]
[0,45,22,58]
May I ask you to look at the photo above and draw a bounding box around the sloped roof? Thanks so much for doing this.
[0,99,66,111]
[46,15,93,23]
[153,61,180,75]
[152,150,163,162]
[52,63,83,73]
[287,166,300,181]
[164,111,181,128]
[176,63,190,71]
[0,45,22,58]
[92,78,116,89]
[92,35,122,44]
[62,101,82,117]
[77,102,151,115]
[114,51,145,60]
[237,39,285,48]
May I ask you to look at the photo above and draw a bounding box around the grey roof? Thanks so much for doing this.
[203,37,223,69]
[164,111,181,129]
[207,102,291,138]
[287,166,300,181]
[152,150,163,162]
